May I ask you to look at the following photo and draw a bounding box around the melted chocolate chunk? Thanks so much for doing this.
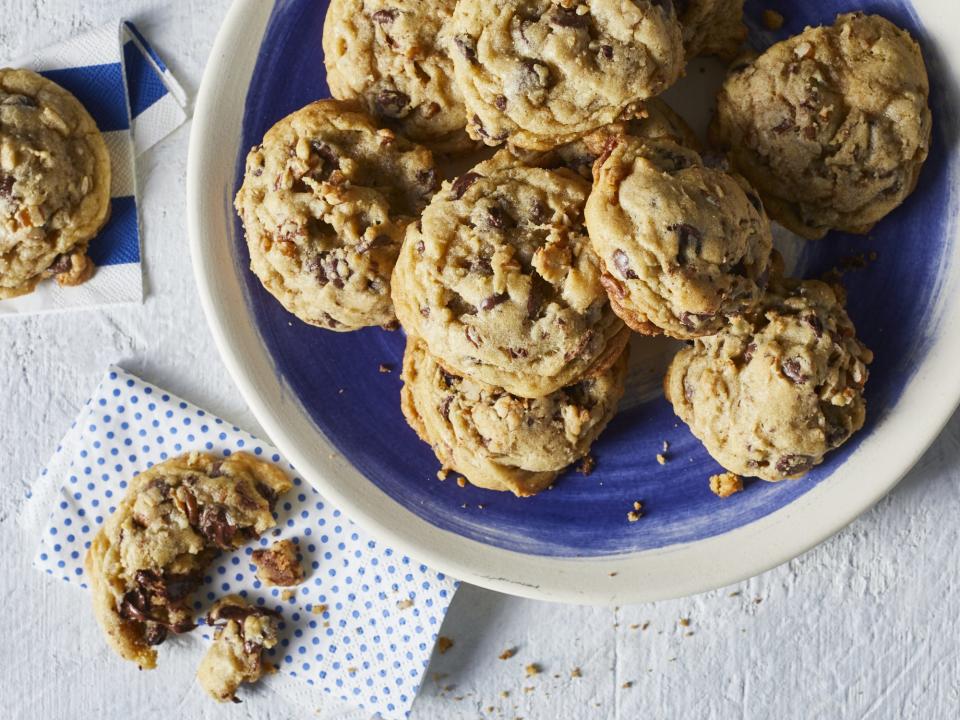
[455,34,478,63]
[198,505,238,548]
[679,311,715,329]
[0,175,14,199]
[781,358,808,384]
[487,205,516,230]
[806,314,824,338]
[450,172,482,199]
[371,8,398,23]
[46,254,73,275]
[376,90,410,117]
[494,95,507,111]
[479,293,509,311]
[600,45,614,60]
[669,223,703,265]
[775,454,814,476]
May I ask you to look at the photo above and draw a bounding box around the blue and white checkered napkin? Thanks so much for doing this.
[25,366,457,719]
[0,21,187,316]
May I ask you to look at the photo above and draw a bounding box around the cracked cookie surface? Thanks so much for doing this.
[709,12,931,239]
[400,336,627,496]
[0,68,110,298]
[197,595,280,702]
[450,0,685,151]
[85,451,291,669]
[323,0,475,155]
[392,150,628,398]
[664,276,873,481]
[585,136,772,338]
[236,99,438,330]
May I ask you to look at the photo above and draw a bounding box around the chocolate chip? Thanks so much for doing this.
[670,223,703,265]
[772,118,795,134]
[46,254,73,275]
[372,8,398,23]
[416,168,438,193]
[455,34,478,63]
[465,326,481,347]
[746,191,763,213]
[679,311,716,329]
[450,172,482,199]
[309,253,349,289]
[415,240,425,255]
[471,115,508,142]
[440,370,458,388]
[806,314,823,338]
[781,358,808,384]
[420,306,430,318]
[439,396,453,420]
[550,6,589,27]
[143,624,168,646]
[564,330,595,362]
[487,205,516,230]
[743,341,757,364]
[119,588,152,623]
[357,234,393,254]
[479,293,508,311]
[826,423,849,448]
[518,59,551,92]
[208,460,224,478]
[530,200,550,225]
[0,175,13,199]
[470,256,493,276]
[309,141,340,180]
[527,272,551,319]
[508,347,528,359]
[198,505,238,548]
[494,95,507,111]
[611,249,638,280]
[376,89,410,118]
[600,45,614,60]
[775,454,814,476]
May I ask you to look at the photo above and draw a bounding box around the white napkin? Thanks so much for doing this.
[24,366,458,720]
[0,21,188,315]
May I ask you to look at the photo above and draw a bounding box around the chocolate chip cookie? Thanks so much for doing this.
[709,13,931,239]
[235,99,438,331]
[516,97,700,179]
[664,275,873,481]
[679,0,747,60]
[585,136,773,338]
[391,150,629,398]
[450,0,685,151]
[197,596,280,702]
[85,452,291,669]
[400,336,627,495]
[0,68,111,298]
[323,0,476,155]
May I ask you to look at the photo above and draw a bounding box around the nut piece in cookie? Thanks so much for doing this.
[665,276,873,481]
[322,0,476,155]
[450,0,685,150]
[585,136,773,339]
[709,13,931,239]
[235,99,438,331]
[197,595,280,702]
[400,336,628,496]
[391,150,628,398]
[251,538,304,587]
[0,68,111,298]
[84,452,292,669]
[678,0,747,60]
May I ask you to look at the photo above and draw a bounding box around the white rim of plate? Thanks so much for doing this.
[188,0,960,604]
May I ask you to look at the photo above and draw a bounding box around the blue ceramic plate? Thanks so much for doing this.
[188,0,960,602]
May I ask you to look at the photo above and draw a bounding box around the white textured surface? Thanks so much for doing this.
[2,2,959,719]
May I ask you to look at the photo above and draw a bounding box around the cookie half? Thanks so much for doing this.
[586,136,772,338]
[450,0,685,151]
[664,276,873,481]
[392,150,628,398]
[85,452,291,669]
[323,0,476,155]
[401,336,627,496]
[235,99,438,330]
[0,68,111,298]
[709,13,931,239]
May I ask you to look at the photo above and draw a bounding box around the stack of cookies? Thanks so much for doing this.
[236,2,931,496]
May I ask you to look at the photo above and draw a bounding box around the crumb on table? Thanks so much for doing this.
[762,9,785,30]
[524,663,541,677]
[577,454,596,475]
[251,538,305,587]
[656,453,667,465]
[437,636,454,654]
[499,647,517,660]
[709,471,744,498]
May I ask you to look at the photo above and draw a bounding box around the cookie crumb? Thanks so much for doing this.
[280,589,295,602]
[626,510,641,523]
[251,538,305,587]
[629,623,639,630]
[622,681,634,689]
[437,636,454,654]
[500,690,510,698]
[679,618,691,627]
[525,663,541,677]
[310,603,328,615]
[571,667,582,678]
[437,468,449,481]
[499,647,517,660]
[656,453,667,465]
[762,9,785,30]
[709,471,744,498]
[577,454,596,475]
[397,598,414,610]
[641,621,650,630]
[456,476,467,488]
[378,363,393,373]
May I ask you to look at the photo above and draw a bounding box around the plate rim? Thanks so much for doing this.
[187,0,960,604]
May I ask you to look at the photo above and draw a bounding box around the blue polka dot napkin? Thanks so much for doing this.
[27,366,457,719]
[0,21,187,316]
